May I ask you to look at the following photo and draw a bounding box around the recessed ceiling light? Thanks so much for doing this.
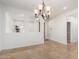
[63,6,67,10]
[20,14,25,16]
[18,14,24,17]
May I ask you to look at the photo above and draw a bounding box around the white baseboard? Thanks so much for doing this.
[48,38,67,45]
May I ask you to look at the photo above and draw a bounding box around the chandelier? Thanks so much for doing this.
[34,0,51,21]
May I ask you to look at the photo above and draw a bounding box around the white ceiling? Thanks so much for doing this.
[0,0,78,18]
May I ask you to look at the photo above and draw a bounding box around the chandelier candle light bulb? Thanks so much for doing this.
[46,6,50,11]
[34,9,38,14]
[38,4,43,11]
[34,9,39,18]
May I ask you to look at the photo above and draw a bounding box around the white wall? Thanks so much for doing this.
[0,5,5,51]
[67,16,78,43]
[0,24,1,51]
[48,9,78,45]
[0,5,44,50]
[4,33,43,49]
[71,17,78,42]
[48,15,67,44]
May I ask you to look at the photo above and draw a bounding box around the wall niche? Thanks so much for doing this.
[5,12,24,33]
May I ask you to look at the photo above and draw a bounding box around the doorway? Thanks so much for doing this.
[67,22,71,44]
